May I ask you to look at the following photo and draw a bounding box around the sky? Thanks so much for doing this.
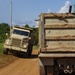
[0,0,75,27]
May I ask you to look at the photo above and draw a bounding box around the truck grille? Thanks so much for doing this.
[11,38,21,47]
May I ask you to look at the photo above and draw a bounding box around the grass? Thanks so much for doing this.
[0,43,4,54]
[33,45,38,50]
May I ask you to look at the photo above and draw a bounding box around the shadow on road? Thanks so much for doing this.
[28,54,38,58]
[13,53,38,59]
[8,50,39,59]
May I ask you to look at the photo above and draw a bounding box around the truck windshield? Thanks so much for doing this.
[13,29,29,36]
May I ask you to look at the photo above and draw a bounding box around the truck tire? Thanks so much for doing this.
[27,45,33,56]
[3,49,9,54]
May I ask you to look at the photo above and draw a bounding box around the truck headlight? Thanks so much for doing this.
[23,44,28,48]
[5,39,11,45]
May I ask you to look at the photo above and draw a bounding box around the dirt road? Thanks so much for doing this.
[0,51,39,75]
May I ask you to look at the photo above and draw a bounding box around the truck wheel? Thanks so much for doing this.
[23,53,28,58]
[27,45,33,57]
[3,49,9,54]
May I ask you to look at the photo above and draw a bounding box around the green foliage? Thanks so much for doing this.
[0,23,10,43]
[32,28,38,45]
[24,24,30,28]
[0,43,4,54]
[33,45,38,50]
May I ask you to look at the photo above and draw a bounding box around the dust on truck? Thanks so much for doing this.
[4,26,34,56]
[38,12,75,75]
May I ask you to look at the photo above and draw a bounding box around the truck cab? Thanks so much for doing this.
[4,26,34,56]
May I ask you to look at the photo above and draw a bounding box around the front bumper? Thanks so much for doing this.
[4,44,27,52]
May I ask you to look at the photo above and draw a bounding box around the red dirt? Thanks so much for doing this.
[0,50,39,75]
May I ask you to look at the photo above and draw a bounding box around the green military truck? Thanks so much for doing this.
[38,12,75,75]
[4,26,34,56]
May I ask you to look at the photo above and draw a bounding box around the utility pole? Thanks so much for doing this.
[74,4,75,13]
[10,0,12,36]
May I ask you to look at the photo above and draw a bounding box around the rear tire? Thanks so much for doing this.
[3,49,9,54]
[23,52,29,58]
[27,45,33,57]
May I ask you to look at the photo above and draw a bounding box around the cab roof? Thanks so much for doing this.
[14,26,33,31]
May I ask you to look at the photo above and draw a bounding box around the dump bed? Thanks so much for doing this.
[39,13,75,53]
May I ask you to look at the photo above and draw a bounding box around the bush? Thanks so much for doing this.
[0,23,10,43]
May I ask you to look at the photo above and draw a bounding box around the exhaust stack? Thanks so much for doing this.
[69,5,72,13]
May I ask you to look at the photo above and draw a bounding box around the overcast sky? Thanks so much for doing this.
[0,0,75,27]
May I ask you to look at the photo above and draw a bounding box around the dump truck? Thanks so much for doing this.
[4,26,34,56]
[38,10,75,75]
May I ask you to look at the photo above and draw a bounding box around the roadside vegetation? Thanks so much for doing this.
[33,45,38,50]
[0,43,4,54]
[0,23,10,43]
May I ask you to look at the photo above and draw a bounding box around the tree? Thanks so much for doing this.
[32,27,38,45]
[24,24,30,28]
[0,23,10,42]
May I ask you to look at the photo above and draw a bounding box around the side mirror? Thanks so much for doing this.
[6,33,9,39]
